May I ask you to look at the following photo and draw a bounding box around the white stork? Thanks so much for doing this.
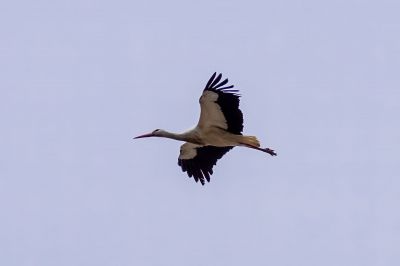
[134,73,277,185]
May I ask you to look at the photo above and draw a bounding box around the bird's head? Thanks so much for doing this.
[133,129,165,139]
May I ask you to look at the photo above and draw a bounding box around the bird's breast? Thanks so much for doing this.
[198,127,239,147]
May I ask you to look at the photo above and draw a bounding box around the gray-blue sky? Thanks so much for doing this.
[1,0,399,265]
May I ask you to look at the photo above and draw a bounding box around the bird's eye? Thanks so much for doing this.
[153,129,160,134]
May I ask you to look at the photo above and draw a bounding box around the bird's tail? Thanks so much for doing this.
[240,135,261,147]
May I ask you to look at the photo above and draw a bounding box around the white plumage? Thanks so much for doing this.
[198,90,228,131]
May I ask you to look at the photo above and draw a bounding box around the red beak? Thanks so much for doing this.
[133,132,155,139]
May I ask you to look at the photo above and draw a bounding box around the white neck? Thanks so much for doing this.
[157,129,200,144]
[158,130,188,142]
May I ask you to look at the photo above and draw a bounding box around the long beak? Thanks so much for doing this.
[133,132,155,139]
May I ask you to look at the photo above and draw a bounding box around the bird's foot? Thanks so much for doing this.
[264,148,277,156]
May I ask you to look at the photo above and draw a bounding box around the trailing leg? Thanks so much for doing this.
[242,144,277,156]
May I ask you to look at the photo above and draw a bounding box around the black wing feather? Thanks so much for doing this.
[203,73,244,134]
[210,73,222,88]
[178,146,233,185]
[205,72,216,89]
[213,78,229,89]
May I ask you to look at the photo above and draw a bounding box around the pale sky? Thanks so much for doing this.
[1,0,400,265]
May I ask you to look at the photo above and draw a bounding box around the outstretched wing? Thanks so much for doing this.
[178,142,233,185]
[197,73,244,135]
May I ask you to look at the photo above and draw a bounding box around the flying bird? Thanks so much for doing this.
[134,73,277,185]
